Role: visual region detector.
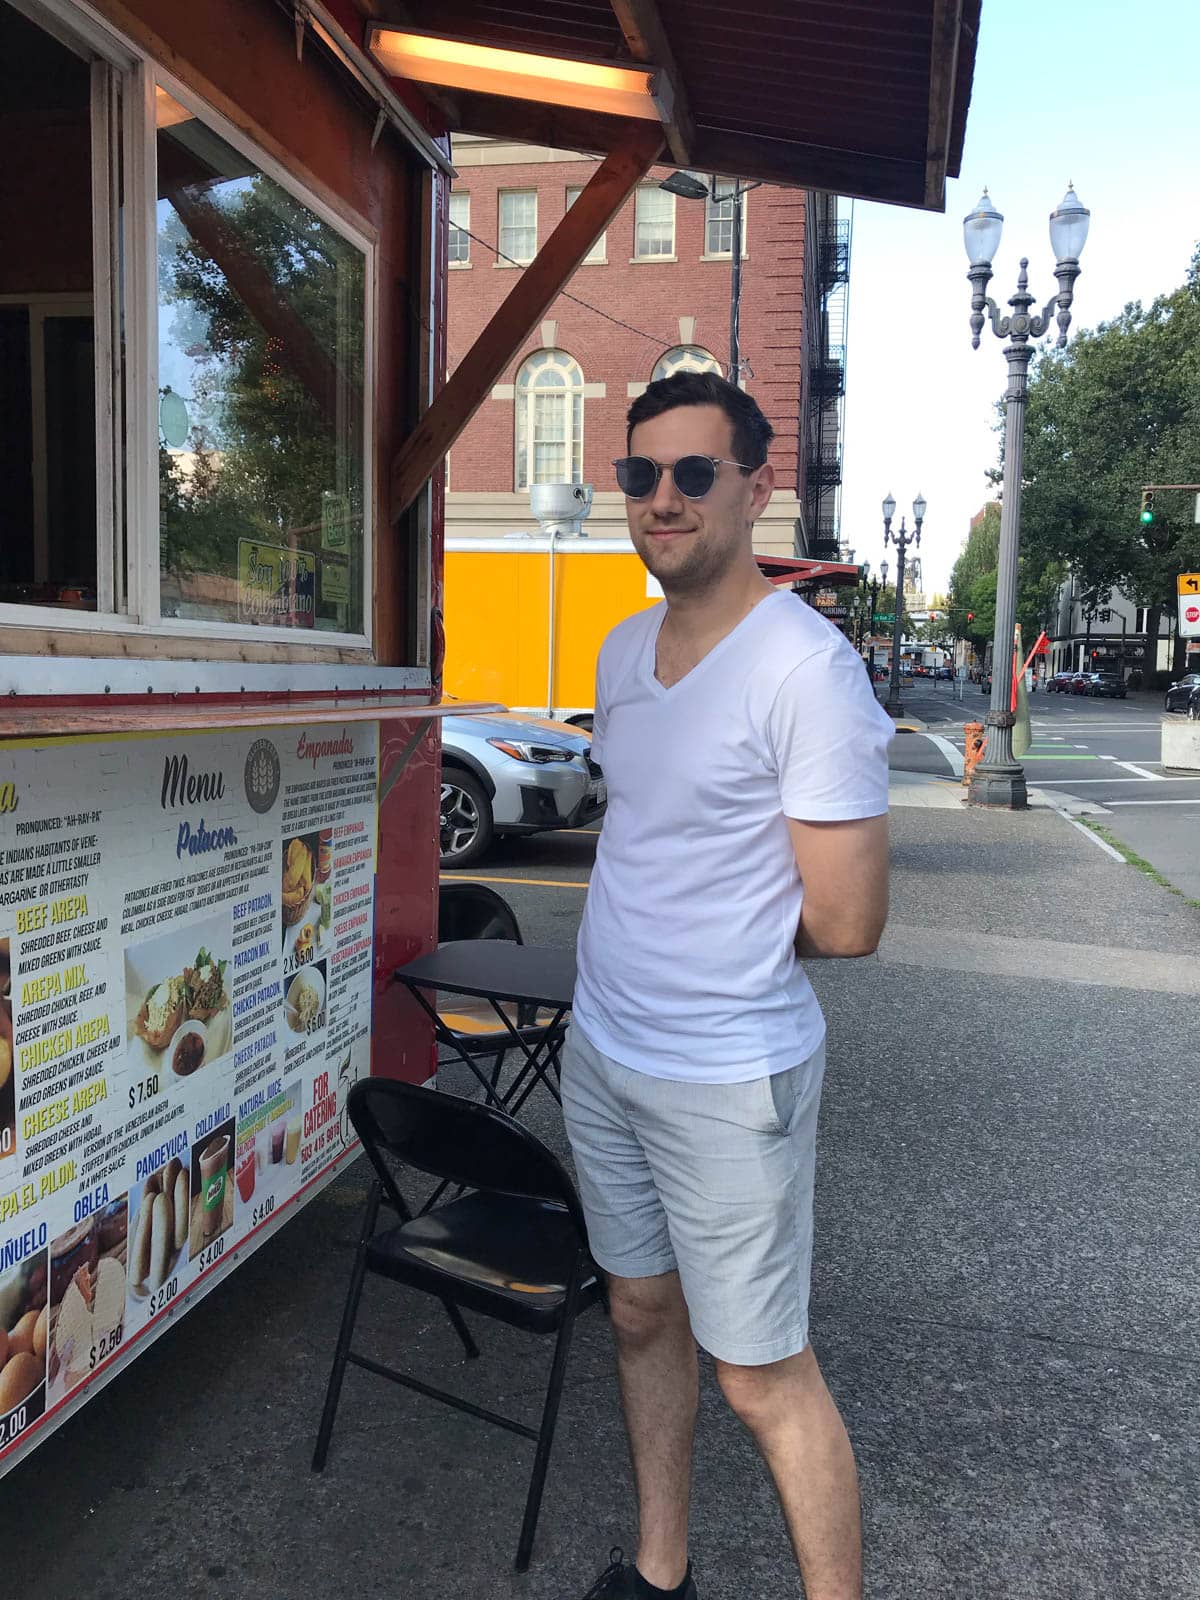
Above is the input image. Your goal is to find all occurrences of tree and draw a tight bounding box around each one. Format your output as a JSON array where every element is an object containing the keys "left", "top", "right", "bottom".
[
  {"left": 1019, "top": 246, "right": 1200, "bottom": 678},
  {"left": 946, "top": 502, "right": 1001, "bottom": 647}
]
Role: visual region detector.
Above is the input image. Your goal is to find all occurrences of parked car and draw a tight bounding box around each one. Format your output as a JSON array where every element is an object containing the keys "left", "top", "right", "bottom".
[
  {"left": 1047, "top": 671, "right": 1076, "bottom": 693},
  {"left": 1068, "top": 672, "right": 1093, "bottom": 694},
  {"left": 1164, "top": 672, "right": 1200, "bottom": 713},
  {"left": 439, "top": 711, "right": 606, "bottom": 867},
  {"left": 1085, "top": 673, "right": 1127, "bottom": 698}
]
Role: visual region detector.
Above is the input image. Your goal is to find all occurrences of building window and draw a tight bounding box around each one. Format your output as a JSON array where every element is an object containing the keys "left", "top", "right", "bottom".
[
  {"left": 634, "top": 186, "right": 675, "bottom": 258},
  {"left": 566, "top": 186, "right": 605, "bottom": 262},
  {"left": 157, "top": 91, "right": 368, "bottom": 635},
  {"left": 514, "top": 351, "right": 584, "bottom": 490},
  {"left": 499, "top": 190, "right": 537, "bottom": 263},
  {"left": 448, "top": 193, "right": 470, "bottom": 265},
  {"left": 652, "top": 346, "right": 722, "bottom": 382},
  {"left": 704, "top": 184, "right": 748, "bottom": 256}
]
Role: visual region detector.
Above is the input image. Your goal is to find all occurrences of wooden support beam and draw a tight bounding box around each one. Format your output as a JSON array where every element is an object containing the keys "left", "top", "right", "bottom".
[
  {"left": 924, "top": 0, "right": 964, "bottom": 209},
  {"left": 608, "top": 0, "right": 694, "bottom": 166},
  {"left": 390, "top": 121, "right": 663, "bottom": 521}
]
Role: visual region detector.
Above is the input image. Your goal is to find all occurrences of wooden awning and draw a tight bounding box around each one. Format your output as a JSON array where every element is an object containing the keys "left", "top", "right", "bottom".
[
  {"left": 338, "top": 0, "right": 983, "bottom": 518},
  {"left": 354, "top": 0, "right": 980, "bottom": 210}
]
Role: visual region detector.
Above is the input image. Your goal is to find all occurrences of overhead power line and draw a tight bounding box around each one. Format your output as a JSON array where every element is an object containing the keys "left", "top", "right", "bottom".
[{"left": 456, "top": 224, "right": 681, "bottom": 357}]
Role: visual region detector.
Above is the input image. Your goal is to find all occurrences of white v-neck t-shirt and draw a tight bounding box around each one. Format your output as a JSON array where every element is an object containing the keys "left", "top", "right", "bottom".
[{"left": 573, "top": 589, "right": 894, "bottom": 1083}]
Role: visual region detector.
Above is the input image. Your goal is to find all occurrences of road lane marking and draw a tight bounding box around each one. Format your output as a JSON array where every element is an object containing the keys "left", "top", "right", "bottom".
[
  {"left": 1074, "top": 743, "right": 1089, "bottom": 749},
  {"left": 1110, "top": 760, "right": 1164, "bottom": 779},
  {"left": 1039, "top": 775, "right": 1200, "bottom": 784},
  {"left": 925, "top": 733, "right": 964, "bottom": 775},
  {"left": 441, "top": 872, "right": 590, "bottom": 889},
  {"left": 1105, "top": 798, "right": 1200, "bottom": 806}
]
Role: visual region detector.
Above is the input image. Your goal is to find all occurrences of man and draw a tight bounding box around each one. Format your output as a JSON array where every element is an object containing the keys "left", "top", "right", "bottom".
[{"left": 562, "top": 372, "right": 893, "bottom": 1600}]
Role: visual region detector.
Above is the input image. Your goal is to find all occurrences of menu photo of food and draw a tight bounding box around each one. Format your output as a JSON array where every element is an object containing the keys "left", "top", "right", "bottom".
[
  {"left": 284, "top": 958, "right": 326, "bottom": 1040},
  {"left": 281, "top": 830, "right": 332, "bottom": 969},
  {"left": 46, "top": 1196, "right": 128, "bottom": 1403},
  {"left": 124, "top": 913, "right": 233, "bottom": 1086},
  {"left": 126, "top": 1157, "right": 190, "bottom": 1304},
  {"left": 234, "top": 1078, "right": 303, "bottom": 1222},
  {"left": 0, "top": 937, "right": 14, "bottom": 1164},
  {"left": 0, "top": 1253, "right": 48, "bottom": 1441},
  {"left": 188, "top": 1115, "right": 236, "bottom": 1261}
]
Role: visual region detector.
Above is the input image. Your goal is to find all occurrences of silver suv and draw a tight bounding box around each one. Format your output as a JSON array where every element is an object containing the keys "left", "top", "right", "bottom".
[{"left": 440, "top": 711, "right": 606, "bottom": 867}]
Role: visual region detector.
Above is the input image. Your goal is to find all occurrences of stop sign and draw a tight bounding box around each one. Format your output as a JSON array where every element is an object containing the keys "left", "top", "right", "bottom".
[{"left": 1187, "top": 605, "right": 1200, "bottom": 624}]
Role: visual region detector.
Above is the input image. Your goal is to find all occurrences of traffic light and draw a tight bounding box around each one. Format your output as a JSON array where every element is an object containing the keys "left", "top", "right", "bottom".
[
  {"left": 1140, "top": 489, "right": 1155, "bottom": 524},
  {"left": 967, "top": 611, "right": 975, "bottom": 623}
]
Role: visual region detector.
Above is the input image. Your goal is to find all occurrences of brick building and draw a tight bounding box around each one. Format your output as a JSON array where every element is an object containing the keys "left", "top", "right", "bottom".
[{"left": 445, "top": 138, "right": 850, "bottom": 558}]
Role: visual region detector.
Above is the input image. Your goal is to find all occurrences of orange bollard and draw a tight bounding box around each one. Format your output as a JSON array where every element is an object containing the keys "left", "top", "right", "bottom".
[{"left": 962, "top": 721, "right": 985, "bottom": 785}]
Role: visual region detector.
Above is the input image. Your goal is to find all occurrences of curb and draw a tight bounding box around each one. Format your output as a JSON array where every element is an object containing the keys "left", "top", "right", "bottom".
[{"left": 1027, "top": 786, "right": 1111, "bottom": 817}]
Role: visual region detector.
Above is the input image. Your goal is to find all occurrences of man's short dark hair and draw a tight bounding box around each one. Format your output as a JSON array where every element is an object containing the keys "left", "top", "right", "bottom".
[{"left": 626, "top": 371, "right": 775, "bottom": 467}]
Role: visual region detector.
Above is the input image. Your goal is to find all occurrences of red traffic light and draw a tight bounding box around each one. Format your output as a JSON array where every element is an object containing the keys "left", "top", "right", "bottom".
[{"left": 967, "top": 612, "right": 975, "bottom": 622}]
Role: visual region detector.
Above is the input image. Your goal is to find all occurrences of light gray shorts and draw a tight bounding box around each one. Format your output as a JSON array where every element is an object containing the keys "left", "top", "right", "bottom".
[{"left": 560, "top": 1025, "right": 826, "bottom": 1367}]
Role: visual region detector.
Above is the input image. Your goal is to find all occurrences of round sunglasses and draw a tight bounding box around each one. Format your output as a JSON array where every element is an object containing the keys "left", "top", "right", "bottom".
[{"left": 612, "top": 454, "right": 756, "bottom": 501}]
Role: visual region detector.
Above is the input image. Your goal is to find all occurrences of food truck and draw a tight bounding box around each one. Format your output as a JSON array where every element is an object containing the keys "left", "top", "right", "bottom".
[
  {"left": 445, "top": 536, "right": 864, "bottom": 721},
  {"left": 0, "top": 0, "right": 978, "bottom": 1473}
]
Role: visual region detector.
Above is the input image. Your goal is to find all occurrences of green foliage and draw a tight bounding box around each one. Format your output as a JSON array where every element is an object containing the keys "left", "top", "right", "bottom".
[
  {"left": 1020, "top": 246, "right": 1200, "bottom": 624},
  {"left": 946, "top": 503, "right": 1000, "bottom": 646}
]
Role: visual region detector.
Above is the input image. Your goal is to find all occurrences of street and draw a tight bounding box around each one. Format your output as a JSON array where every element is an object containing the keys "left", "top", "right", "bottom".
[{"left": 887, "top": 682, "right": 1200, "bottom": 901}]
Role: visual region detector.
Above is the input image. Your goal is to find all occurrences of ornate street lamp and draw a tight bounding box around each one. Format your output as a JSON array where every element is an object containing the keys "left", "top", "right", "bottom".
[
  {"left": 964, "top": 184, "right": 1089, "bottom": 807},
  {"left": 881, "top": 493, "right": 925, "bottom": 718},
  {"left": 855, "top": 562, "right": 872, "bottom": 651}
]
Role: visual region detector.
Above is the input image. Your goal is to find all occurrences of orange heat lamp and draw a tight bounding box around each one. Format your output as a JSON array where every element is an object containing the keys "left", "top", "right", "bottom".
[{"left": 366, "top": 28, "right": 674, "bottom": 124}]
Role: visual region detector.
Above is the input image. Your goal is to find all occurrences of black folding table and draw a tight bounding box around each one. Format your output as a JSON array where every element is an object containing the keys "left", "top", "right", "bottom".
[{"left": 394, "top": 940, "right": 577, "bottom": 1119}]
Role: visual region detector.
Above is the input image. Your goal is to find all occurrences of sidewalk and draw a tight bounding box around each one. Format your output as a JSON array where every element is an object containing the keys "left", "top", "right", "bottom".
[{"left": 1, "top": 803, "right": 1197, "bottom": 1599}]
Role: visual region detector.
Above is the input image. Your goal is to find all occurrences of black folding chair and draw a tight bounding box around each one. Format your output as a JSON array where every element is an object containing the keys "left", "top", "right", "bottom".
[
  {"left": 435, "top": 882, "right": 563, "bottom": 1098},
  {"left": 312, "top": 1077, "right": 603, "bottom": 1572}
]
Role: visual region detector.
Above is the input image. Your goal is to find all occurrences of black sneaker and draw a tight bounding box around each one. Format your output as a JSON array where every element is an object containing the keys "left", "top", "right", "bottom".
[{"left": 580, "top": 1548, "right": 698, "bottom": 1599}]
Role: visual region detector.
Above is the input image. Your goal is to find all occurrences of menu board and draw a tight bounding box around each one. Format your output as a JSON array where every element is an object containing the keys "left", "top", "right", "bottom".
[{"left": 0, "top": 722, "right": 378, "bottom": 1466}]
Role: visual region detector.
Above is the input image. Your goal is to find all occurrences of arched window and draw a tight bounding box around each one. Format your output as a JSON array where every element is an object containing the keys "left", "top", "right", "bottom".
[
  {"left": 515, "top": 350, "right": 584, "bottom": 489},
  {"left": 652, "top": 345, "right": 722, "bottom": 382}
]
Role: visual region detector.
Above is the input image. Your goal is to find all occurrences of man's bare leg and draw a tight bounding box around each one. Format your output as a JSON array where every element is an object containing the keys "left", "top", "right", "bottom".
[
  {"left": 715, "top": 1345, "right": 862, "bottom": 1600},
  {"left": 607, "top": 1270, "right": 698, "bottom": 1589}
]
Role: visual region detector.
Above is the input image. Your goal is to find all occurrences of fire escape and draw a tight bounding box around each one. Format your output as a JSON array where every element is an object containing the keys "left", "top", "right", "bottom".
[{"left": 803, "top": 204, "right": 851, "bottom": 561}]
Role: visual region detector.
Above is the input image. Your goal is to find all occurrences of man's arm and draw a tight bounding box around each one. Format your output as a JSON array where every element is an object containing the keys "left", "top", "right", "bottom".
[{"left": 787, "top": 813, "right": 889, "bottom": 959}]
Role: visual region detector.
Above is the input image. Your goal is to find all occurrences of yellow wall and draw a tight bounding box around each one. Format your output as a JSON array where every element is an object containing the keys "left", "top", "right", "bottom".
[{"left": 443, "top": 547, "right": 660, "bottom": 711}]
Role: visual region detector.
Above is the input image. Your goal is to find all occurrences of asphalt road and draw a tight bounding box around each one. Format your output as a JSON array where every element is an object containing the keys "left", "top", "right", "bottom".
[{"left": 890, "top": 681, "right": 1200, "bottom": 900}]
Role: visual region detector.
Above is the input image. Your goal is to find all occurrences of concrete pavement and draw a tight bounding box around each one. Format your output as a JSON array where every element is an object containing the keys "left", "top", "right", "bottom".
[{"left": 0, "top": 796, "right": 1197, "bottom": 1600}]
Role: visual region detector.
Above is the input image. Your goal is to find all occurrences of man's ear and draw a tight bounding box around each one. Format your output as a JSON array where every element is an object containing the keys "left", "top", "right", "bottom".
[{"left": 749, "top": 461, "right": 776, "bottom": 520}]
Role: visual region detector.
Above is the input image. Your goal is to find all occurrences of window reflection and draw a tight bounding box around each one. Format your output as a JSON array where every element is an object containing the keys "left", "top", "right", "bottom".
[{"left": 157, "top": 105, "right": 366, "bottom": 634}]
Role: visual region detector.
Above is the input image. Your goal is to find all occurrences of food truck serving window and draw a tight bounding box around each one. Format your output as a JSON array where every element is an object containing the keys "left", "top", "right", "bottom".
[{"left": 0, "top": 0, "right": 374, "bottom": 648}]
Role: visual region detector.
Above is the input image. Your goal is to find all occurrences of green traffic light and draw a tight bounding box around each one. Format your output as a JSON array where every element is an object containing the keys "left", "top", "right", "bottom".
[{"left": 1140, "top": 508, "right": 1154, "bottom": 523}]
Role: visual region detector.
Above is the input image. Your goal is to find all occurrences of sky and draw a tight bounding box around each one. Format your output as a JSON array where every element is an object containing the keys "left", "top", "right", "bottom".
[{"left": 839, "top": 0, "right": 1200, "bottom": 598}]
